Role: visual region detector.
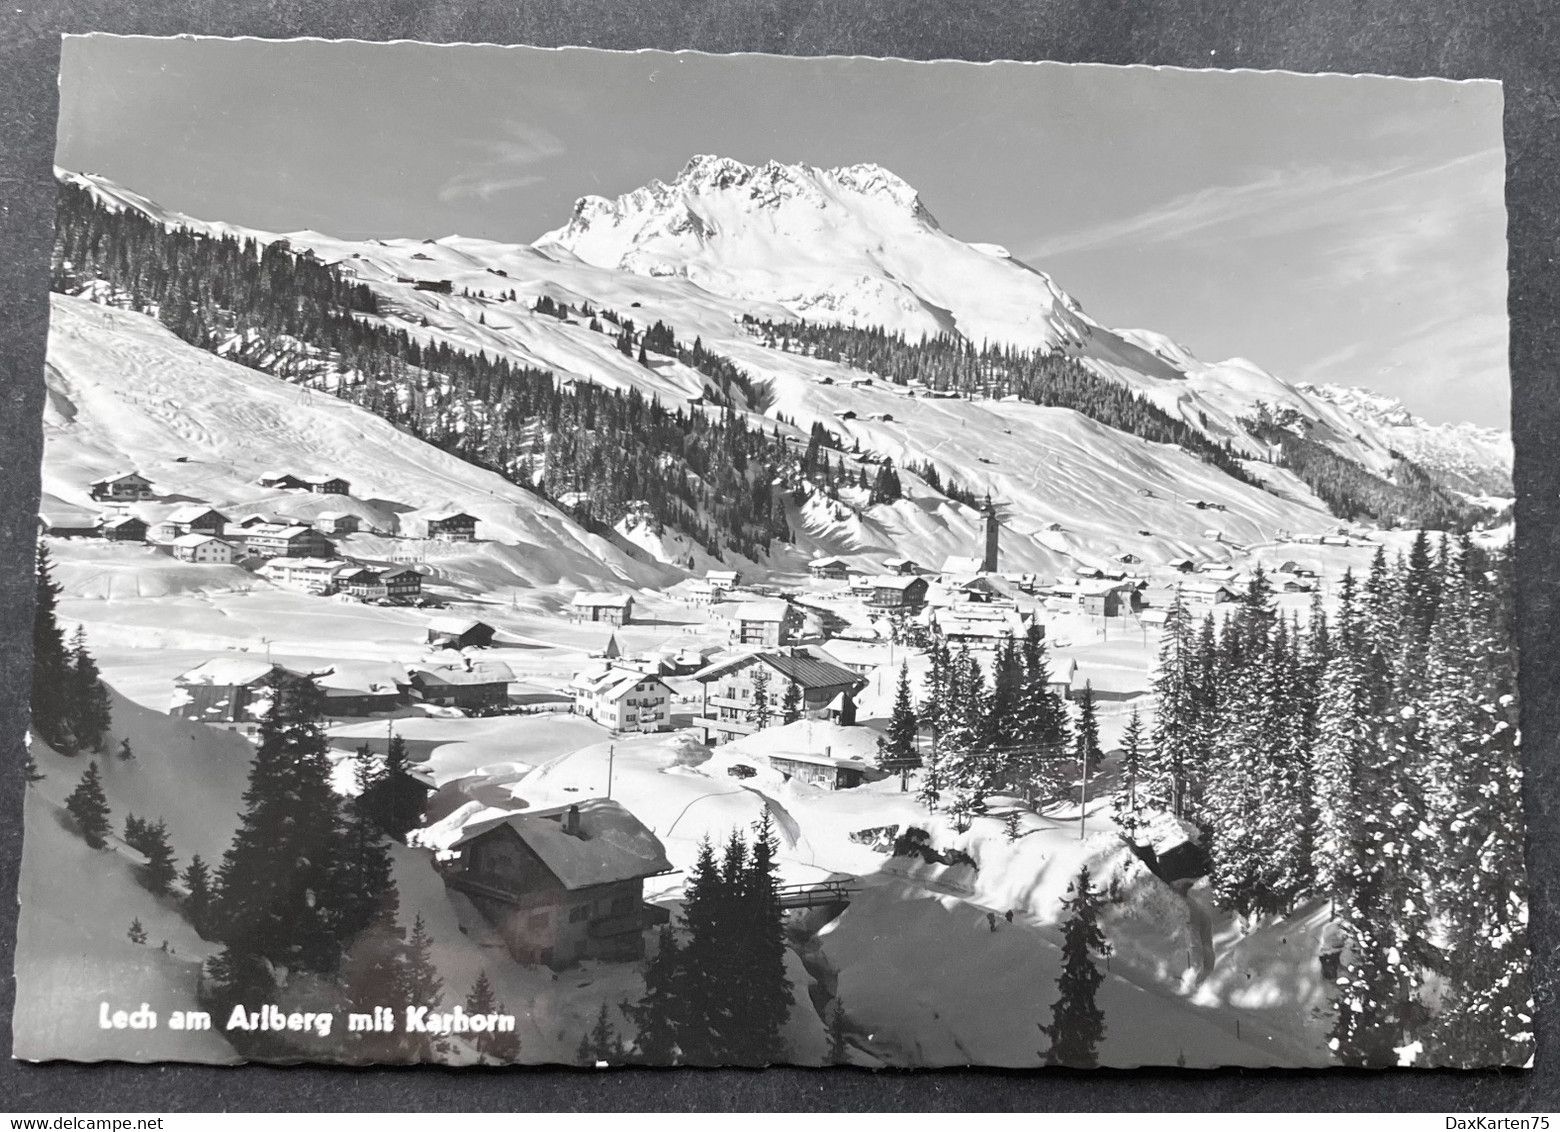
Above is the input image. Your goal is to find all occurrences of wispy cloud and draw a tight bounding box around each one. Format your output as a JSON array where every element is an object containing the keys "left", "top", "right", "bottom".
[
  {"left": 438, "top": 121, "right": 565, "bottom": 203},
  {"left": 1024, "top": 148, "right": 1501, "bottom": 263}
]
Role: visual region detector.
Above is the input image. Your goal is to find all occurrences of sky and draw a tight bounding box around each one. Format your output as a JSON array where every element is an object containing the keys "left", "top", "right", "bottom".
[{"left": 55, "top": 37, "right": 1509, "bottom": 428}]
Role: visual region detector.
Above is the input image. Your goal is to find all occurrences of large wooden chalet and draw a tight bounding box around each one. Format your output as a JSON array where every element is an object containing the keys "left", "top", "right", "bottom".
[
  {"left": 865, "top": 575, "right": 930, "bottom": 614},
  {"left": 427, "top": 616, "right": 495, "bottom": 649},
  {"left": 426, "top": 512, "right": 478, "bottom": 542},
  {"left": 570, "top": 592, "right": 634, "bottom": 626},
  {"left": 381, "top": 566, "right": 424, "bottom": 602},
  {"left": 409, "top": 659, "right": 513, "bottom": 712},
  {"left": 241, "top": 523, "right": 336, "bottom": 560},
  {"left": 98, "top": 515, "right": 148, "bottom": 542},
  {"left": 439, "top": 800, "right": 673, "bottom": 969},
  {"left": 154, "top": 506, "right": 229, "bottom": 542},
  {"left": 89, "top": 471, "right": 154, "bottom": 502},
  {"left": 693, "top": 649, "right": 865, "bottom": 745}
]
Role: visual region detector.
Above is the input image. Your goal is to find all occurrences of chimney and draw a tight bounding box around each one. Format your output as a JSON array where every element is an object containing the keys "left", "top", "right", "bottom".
[{"left": 564, "top": 804, "right": 581, "bottom": 837}]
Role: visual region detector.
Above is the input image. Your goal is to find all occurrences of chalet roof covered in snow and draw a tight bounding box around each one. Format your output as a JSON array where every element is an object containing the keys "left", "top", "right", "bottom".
[
  {"left": 733, "top": 599, "right": 791, "bottom": 622},
  {"left": 169, "top": 533, "right": 229, "bottom": 548},
  {"left": 868, "top": 574, "right": 926, "bottom": 592},
  {"left": 448, "top": 799, "right": 672, "bottom": 890},
  {"left": 175, "top": 657, "right": 289, "bottom": 688},
  {"left": 410, "top": 660, "right": 515, "bottom": 687},
  {"left": 90, "top": 470, "right": 149, "bottom": 486},
  {"left": 164, "top": 505, "right": 228, "bottom": 524},
  {"left": 571, "top": 591, "right": 632, "bottom": 608},
  {"left": 940, "top": 555, "right": 985, "bottom": 575},
  {"left": 808, "top": 555, "right": 847, "bottom": 569},
  {"left": 427, "top": 616, "right": 490, "bottom": 636},
  {"left": 99, "top": 515, "right": 145, "bottom": 531}
]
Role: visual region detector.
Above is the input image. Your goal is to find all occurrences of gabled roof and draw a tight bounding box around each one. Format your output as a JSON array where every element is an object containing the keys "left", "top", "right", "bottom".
[
  {"left": 449, "top": 799, "right": 671, "bottom": 890},
  {"left": 169, "top": 533, "right": 229, "bottom": 548},
  {"left": 572, "top": 591, "right": 632, "bottom": 608},
  {"left": 869, "top": 575, "right": 926, "bottom": 592},
  {"left": 260, "top": 556, "right": 350, "bottom": 571},
  {"left": 427, "top": 511, "right": 478, "bottom": 524},
  {"left": 314, "top": 510, "right": 352, "bottom": 521},
  {"left": 694, "top": 649, "right": 865, "bottom": 691},
  {"left": 941, "top": 555, "right": 985, "bottom": 575},
  {"left": 176, "top": 657, "right": 291, "bottom": 688},
  {"left": 808, "top": 556, "right": 847, "bottom": 569},
  {"left": 244, "top": 523, "right": 319, "bottom": 540},
  {"left": 90, "top": 470, "right": 149, "bottom": 485},
  {"left": 411, "top": 660, "right": 515, "bottom": 687},
  {"left": 733, "top": 599, "right": 792, "bottom": 622},
  {"left": 164, "top": 505, "right": 228, "bottom": 524},
  {"left": 427, "top": 616, "right": 490, "bottom": 636},
  {"left": 99, "top": 515, "right": 146, "bottom": 530}
]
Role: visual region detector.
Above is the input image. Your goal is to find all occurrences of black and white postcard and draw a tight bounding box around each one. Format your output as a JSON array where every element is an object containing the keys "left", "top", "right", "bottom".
[{"left": 13, "top": 36, "right": 1526, "bottom": 1069}]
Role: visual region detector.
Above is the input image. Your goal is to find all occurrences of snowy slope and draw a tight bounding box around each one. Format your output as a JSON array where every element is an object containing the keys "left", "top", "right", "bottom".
[
  {"left": 44, "top": 293, "right": 673, "bottom": 593},
  {"left": 53, "top": 165, "right": 1504, "bottom": 572},
  {"left": 1296, "top": 381, "right": 1513, "bottom": 496},
  {"left": 536, "top": 156, "right": 1504, "bottom": 484}
]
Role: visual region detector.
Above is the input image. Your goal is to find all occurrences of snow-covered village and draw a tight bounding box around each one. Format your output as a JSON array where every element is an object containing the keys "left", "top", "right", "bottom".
[{"left": 15, "top": 42, "right": 1528, "bottom": 1071}]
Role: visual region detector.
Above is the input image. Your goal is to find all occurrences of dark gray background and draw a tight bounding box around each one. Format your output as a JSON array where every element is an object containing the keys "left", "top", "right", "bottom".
[{"left": 0, "top": 0, "right": 1554, "bottom": 1112}]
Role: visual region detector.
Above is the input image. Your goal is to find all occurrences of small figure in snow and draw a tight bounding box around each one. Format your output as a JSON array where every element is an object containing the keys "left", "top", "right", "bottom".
[
  {"left": 1005, "top": 910, "right": 1014, "bottom": 924},
  {"left": 986, "top": 912, "right": 997, "bottom": 933}
]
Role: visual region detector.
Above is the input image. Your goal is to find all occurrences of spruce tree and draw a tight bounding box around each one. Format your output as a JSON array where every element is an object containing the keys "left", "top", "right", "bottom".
[
  {"left": 1072, "top": 682, "right": 1101, "bottom": 775},
  {"left": 780, "top": 678, "right": 802, "bottom": 725},
  {"left": 1148, "top": 592, "right": 1197, "bottom": 818},
  {"left": 128, "top": 918, "right": 147, "bottom": 945},
  {"left": 65, "top": 761, "right": 111, "bottom": 848},
  {"left": 1040, "top": 865, "right": 1112, "bottom": 1067},
  {"left": 577, "top": 1001, "right": 620, "bottom": 1065},
  {"left": 118, "top": 738, "right": 135, "bottom": 762},
  {"left": 1110, "top": 706, "right": 1147, "bottom": 838},
  {"left": 32, "top": 541, "right": 77, "bottom": 754},
  {"left": 139, "top": 818, "right": 179, "bottom": 896},
  {"left": 877, "top": 663, "right": 919, "bottom": 790},
  {"left": 749, "top": 665, "right": 771, "bottom": 730},
  {"left": 398, "top": 914, "right": 448, "bottom": 1062},
  {"left": 213, "top": 671, "right": 347, "bottom": 973},
  {"left": 465, "top": 970, "right": 522, "bottom": 1062},
  {"left": 733, "top": 808, "right": 791, "bottom": 1065},
  {"left": 69, "top": 625, "right": 113, "bottom": 753},
  {"left": 182, "top": 854, "right": 214, "bottom": 937}
]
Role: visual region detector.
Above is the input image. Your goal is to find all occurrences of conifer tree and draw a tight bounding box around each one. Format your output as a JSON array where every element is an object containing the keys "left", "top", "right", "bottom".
[
  {"left": 32, "top": 541, "right": 77, "bottom": 754},
  {"left": 139, "top": 818, "right": 179, "bottom": 896},
  {"left": 397, "top": 914, "right": 448, "bottom": 1062},
  {"left": 1040, "top": 865, "right": 1112, "bottom": 1067},
  {"left": 182, "top": 854, "right": 214, "bottom": 938},
  {"left": 1110, "top": 706, "right": 1148, "bottom": 838},
  {"left": 467, "top": 970, "right": 522, "bottom": 1062},
  {"left": 1148, "top": 592, "right": 1197, "bottom": 818},
  {"left": 780, "top": 677, "right": 802, "bottom": 725},
  {"left": 65, "top": 761, "right": 111, "bottom": 848},
  {"left": 213, "top": 671, "right": 347, "bottom": 973},
  {"left": 749, "top": 665, "right": 772, "bottom": 729},
  {"left": 128, "top": 918, "right": 147, "bottom": 946},
  {"left": 576, "top": 1001, "right": 620, "bottom": 1065},
  {"left": 877, "top": 663, "right": 920, "bottom": 790},
  {"left": 69, "top": 625, "right": 113, "bottom": 752},
  {"left": 118, "top": 738, "right": 134, "bottom": 762},
  {"left": 1072, "top": 682, "right": 1102, "bottom": 775}
]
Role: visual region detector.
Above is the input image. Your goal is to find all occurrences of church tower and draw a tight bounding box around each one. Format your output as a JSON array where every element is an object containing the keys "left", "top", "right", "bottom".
[{"left": 980, "top": 493, "right": 999, "bottom": 574}]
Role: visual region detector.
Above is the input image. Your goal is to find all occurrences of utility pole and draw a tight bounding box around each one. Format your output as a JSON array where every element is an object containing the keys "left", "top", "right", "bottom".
[{"left": 606, "top": 743, "right": 615, "bottom": 800}]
